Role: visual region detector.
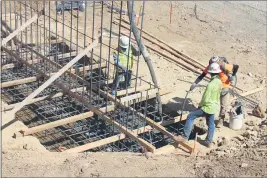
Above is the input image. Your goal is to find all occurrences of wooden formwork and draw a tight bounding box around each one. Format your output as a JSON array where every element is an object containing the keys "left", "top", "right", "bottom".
[{"left": 2, "top": 3, "right": 260, "bottom": 154}]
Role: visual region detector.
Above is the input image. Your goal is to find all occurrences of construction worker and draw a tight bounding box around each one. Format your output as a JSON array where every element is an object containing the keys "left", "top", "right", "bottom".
[
  {"left": 111, "top": 36, "right": 140, "bottom": 95},
  {"left": 190, "top": 56, "right": 239, "bottom": 128},
  {"left": 175, "top": 63, "right": 223, "bottom": 148}
]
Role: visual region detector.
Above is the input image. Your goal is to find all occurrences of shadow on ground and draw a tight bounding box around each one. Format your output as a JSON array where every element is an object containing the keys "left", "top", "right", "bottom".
[{"left": 163, "top": 97, "right": 197, "bottom": 117}]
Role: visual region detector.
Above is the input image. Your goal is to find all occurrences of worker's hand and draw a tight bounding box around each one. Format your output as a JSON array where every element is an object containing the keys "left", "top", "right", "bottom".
[{"left": 190, "top": 83, "right": 197, "bottom": 91}]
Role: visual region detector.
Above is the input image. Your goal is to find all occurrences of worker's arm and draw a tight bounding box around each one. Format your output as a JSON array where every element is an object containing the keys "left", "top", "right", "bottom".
[
  {"left": 232, "top": 64, "right": 239, "bottom": 76},
  {"left": 190, "top": 66, "right": 208, "bottom": 91},
  {"left": 194, "top": 71, "right": 208, "bottom": 84},
  {"left": 222, "top": 62, "right": 239, "bottom": 81},
  {"left": 113, "top": 53, "right": 127, "bottom": 71},
  {"left": 131, "top": 45, "right": 141, "bottom": 56}
]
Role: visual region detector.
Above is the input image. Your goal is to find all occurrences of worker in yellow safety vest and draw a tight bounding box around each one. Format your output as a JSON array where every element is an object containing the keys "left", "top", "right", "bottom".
[{"left": 111, "top": 36, "right": 140, "bottom": 95}]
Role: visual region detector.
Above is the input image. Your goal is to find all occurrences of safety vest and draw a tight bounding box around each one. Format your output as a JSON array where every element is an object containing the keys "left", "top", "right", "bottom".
[
  {"left": 113, "top": 49, "right": 134, "bottom": 72},
  {"left": 204, "top": 59, "right": 233, "bottom": 88},
  {"left": 199, "top": 76, "right": 222, "bottom": 114}
]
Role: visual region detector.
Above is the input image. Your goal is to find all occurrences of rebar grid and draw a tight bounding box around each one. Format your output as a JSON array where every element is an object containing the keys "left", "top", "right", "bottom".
[{"left": 1, "top": 0, "right": 185, "bottom": 153}]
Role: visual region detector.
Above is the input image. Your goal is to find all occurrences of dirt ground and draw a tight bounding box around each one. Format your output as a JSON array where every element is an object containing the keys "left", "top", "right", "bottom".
[{"left": 2, "top": 1, "right": 267, "bottom": 177}]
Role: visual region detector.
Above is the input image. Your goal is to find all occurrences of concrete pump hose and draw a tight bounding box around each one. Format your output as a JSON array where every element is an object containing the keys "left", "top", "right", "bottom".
[{"left": 127, "top": 1, "right": 163, "bottom": 117}]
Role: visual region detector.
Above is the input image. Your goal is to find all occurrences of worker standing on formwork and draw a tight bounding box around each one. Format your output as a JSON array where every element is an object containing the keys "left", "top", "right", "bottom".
[
  {"left": 175, "top": 63, "right": 223, "bottom": 148},
  {"left": 190, "top": 56, "right": 239, "bottom": 128},
  {"left": 111, "top": 36, "right": 140, "bottom": 95}
]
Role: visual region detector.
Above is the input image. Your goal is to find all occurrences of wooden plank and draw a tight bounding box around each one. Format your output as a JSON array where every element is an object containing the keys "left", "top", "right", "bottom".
[
  {"left": 0, "top": 63, "right": 105, "bottom": 88},
  {"left": 121, "top": 89, "right": 169, "bottom": 104},
  {"left": 129, "top": 107, "right": 193, "bottom": 153},
  {"left": 1, "top": 52, "right": 101, "bottom": 70},
  {"left": 231, "top": 86, "right": 264, "bottom": 105},
  {"left": 2, "top": 87, "right": 86, "bottom": 111},
  {"left": 120, "top": 88, "right": 158, "bottom": 102},
  {"left": 3, "top": 46, "right": 156, "bottom": 153},
  {"left": 65, "top": 109, "right": 187, "bottom": 153},
  {"left": 1, "top": 77, "right": 37, "bottom": 88},
  {"left": 117, "top": 85, "right": 152, "bottom": 96},
  {"left": 2, "top": 10, "right": 44, "bottom": 46},
  {"left": 4, "top": 34, "right": 100, "bottom": 114},
  {"left": 1, "top": 53, "right": 66, "bottom": 70},
  {"left": 65, "top": 123, "right": 154, "bottom": 153},
  {"left": 20, "top": 89, "right": 169, "bottom": 135},
  {"left": 22, "top": 105, "right": 115, "bottom": 136},
  {"left": 239, "top": 87, "right": 264, "bottom": 97}
]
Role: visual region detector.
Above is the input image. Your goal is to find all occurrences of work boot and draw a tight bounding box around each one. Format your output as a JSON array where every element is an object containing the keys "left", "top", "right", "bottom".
[{"left": 216, "top": 119, "right": 223, "bottom": 128}]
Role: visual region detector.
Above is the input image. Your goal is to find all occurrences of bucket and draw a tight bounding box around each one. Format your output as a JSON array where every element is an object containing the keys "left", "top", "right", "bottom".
[{"left": 229, "top": 102, "right": 244, "bottom": 130}]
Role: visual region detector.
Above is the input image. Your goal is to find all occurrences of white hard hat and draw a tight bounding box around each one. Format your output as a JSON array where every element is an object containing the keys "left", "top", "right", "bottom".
[
  {"left": 208, "top": 62, "right": 221, "bottom": 73},
  {"left": 119, "top": 36, "right": 130, "bottom": 49}
]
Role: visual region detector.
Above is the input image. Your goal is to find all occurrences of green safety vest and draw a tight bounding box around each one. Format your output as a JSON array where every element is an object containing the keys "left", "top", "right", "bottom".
[
  {"left": 199, "top": 76, "right": 222, "bottom": 114},
  {"left": 113, "top": 49, "right": 134, "bottom": 72}
]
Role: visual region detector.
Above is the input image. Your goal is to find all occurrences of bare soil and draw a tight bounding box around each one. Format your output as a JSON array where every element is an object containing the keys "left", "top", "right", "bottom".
[{"left": 2, "top": 1, "right": 267, "bottom": 177}]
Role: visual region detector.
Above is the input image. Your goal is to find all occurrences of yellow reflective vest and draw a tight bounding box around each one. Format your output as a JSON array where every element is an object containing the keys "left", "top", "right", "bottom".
[
  {"left": 199, "top": 76, "right": 222, "bottom": 114},
  {"left": 113, "top": 49, "right": 134, "bottom": 72}
]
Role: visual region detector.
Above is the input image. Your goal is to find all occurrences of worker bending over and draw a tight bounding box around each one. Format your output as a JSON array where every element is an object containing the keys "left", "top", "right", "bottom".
[
  {"left": 175, "top": 63, "right": 222, "bottom": 148},
  {"left": 112, "top": 36, "right": 140, "bottom": 95},
  {"left": 190, "top": 56, "right": 239, "bottom": 128}
]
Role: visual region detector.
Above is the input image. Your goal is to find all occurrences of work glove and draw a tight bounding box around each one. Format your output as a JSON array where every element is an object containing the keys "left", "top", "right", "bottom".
[{"left": 190, "top": 83, "right": 197, "bottom": 91}]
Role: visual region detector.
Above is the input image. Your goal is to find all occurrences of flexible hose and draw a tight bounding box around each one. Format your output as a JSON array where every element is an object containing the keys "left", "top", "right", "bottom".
[{"left": 127, "top": 1, "right": 163, "bottom": 117}]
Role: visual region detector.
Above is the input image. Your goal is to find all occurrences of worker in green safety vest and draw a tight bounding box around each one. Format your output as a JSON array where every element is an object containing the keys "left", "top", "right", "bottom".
[
  {"left": 111, "top": 36, "right": 140, "bottom": 95},
  {"left": 174, "top": 63, "right": 223, "bottom": 148}
]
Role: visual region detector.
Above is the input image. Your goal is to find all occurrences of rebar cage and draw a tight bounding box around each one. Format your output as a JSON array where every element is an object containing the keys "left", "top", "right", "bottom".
[{"left": 1, "top": 1, "right": 188, "bottom": 153}]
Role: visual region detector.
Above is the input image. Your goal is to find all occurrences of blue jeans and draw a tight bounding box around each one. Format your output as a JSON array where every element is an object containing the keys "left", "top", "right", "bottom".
[{"left": 183, "top": 109, "right": 215, "bottom": 144}]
